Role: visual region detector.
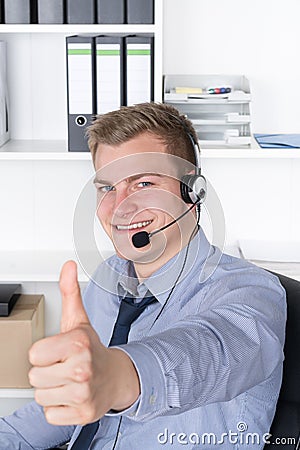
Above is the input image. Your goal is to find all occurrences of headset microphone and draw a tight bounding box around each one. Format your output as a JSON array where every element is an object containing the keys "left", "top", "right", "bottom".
[{"left": 132, "top": 203, "right": 198, "bottom": 248}]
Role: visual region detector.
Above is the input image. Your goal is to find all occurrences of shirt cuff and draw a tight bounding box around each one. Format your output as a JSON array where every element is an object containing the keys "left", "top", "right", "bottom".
[
  {"left": 105, "top": 396, "right": 140, "bottom": 417},
  {"left": 109, "top": 342, "right": 168, "bottom": 420}
]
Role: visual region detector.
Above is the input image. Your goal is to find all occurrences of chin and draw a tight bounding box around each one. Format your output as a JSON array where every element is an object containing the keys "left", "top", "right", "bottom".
[
  {"left": 114, "top": 239, "right": 166, "bottom": 267},
  {"left": 114, "top": 243, "right": 149, "bottom": 261}
]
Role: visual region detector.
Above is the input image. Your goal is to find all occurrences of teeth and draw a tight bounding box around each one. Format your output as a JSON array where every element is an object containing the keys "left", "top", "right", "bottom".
[{"left": 116, "top": 220, "right": 152, "bottom": 231}]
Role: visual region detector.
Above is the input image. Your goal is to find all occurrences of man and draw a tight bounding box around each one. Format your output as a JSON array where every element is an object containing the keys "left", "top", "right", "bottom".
[{"left": 0, "top": 103, "right": 286, "bottom": 449}]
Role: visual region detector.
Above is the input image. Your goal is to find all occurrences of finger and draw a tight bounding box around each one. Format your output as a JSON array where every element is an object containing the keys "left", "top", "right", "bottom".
[
  {"left": 60, "top": 260, "right": 90, "bottom": 333},
  {"left": 35, "top": 381, "right": 91, "bottom": 409},
  {"left": 29, "top": 349, "right": 92, "bottom": 388},
  {"left": 29, "top": 327, "right": 89, "bottom": 367},
  {"left": 43, "top": 404, "right": 96, "bottom": 426}
]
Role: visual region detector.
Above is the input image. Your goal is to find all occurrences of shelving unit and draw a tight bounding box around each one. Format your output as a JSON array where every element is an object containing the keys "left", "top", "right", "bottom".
[
  {"left": 0, "top": 2, "right": 163, "bottom": 417},
  {"left": 0, "top": 4, "right": 163, "bottom": 149},
  {"left": 0, "top": 249, "right": 111, "bottom": 282}
]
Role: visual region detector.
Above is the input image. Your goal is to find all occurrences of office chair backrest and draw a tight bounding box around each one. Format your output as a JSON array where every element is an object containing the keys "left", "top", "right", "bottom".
[{"left": 265, "top": 272, "right": 300, "bottom": 449}]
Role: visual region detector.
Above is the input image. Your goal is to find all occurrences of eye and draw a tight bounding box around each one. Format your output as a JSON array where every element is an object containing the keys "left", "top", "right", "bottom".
[
  {"left": 137, "top": 181, "right": 154, "bottom": 188},
  {"left": 97, "top": 185, "right": 115, "bottom": 193}
]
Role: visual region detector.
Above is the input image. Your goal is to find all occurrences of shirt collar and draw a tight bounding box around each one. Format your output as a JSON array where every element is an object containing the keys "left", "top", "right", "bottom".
[{"left": 116, "top": 228, "right": 213, "bottom": 305}]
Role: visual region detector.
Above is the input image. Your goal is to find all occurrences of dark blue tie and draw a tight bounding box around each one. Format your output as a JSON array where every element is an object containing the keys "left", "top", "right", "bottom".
[{"left": 71, "top": 295, "right": 157, "bottom": 450}]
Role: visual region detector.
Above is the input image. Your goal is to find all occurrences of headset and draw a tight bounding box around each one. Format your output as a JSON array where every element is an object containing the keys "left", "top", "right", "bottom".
[
  {"left": 132, "top": 114, "right": 207, "bottom": 248},
  {"left": 177, "top": 116, "right": 207, "bottom": 205}
]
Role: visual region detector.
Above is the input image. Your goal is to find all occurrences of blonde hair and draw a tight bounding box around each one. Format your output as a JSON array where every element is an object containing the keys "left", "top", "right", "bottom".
[{"left": 87, "top": 102, "right": 198, "bottom": 165}]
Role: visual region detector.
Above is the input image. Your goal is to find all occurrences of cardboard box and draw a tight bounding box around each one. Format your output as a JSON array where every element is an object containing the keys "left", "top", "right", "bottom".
[{"left": 0, "top": 294, "right": 44, "bottom": 388}]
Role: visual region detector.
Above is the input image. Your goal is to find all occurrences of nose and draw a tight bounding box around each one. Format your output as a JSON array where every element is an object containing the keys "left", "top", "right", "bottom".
[{"left": 113, "top": 184, "right": 138, "bottom": 219}]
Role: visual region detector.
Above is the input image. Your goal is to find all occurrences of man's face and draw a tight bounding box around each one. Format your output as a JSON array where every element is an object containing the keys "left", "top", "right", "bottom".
[{"left": 93, "top": 132, "right": 195, "bottom": 267}]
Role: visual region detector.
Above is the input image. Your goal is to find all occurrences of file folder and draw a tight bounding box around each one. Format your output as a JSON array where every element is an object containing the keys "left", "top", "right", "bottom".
[
  {"left": 66, "top": 0, "right": 95, "bottom": 24},
  {"left": 0, "top": 2, "right": 3, "bottom": 23},
  {"left": 125, "top": 35, "right": 154, "bottom": 106},
  {"left": 37, "top": 0, "right": 64, "bottom": 24},
  {"left": 66, "top": 36, "right": 96, "bottom": 152},
  {"left": 96, "top": 36, "right": 124, "bottom": 114},
  {"left": 127, "top": 0, "right": 154, "bottom": 24},
  {"left": 0, "top": 41, "right": 9, "bottom": 148},
  {"left": 4, "top": 0, "right": 31, "bottom": 23},
  {"left": 31, "top": 0, "right": 38, "bottom": 23},
  {"left": 97, "top": 0, "right": 125, "bottom": 24}
]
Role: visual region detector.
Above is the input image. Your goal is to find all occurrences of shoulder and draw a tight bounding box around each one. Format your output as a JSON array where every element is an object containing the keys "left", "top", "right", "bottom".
[
  {"left": 215, "top": 252, "right": 285, "bottom": 292},
  {"left": 202, "top": 251, "right": 286, "bottom": 319},
  {"left": 81, "top": 253, "right": 127, "bottom": 305}
]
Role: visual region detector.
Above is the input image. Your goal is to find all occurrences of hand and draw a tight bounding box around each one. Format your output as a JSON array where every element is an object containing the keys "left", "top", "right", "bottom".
[{"left": 29, "top": 260, "right": 140, "bottom": 426}]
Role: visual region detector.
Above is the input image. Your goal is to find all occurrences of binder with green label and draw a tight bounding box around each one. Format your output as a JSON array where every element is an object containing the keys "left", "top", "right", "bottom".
[{"left": 125, "top": 35, "right": 154, "bottom": 106}]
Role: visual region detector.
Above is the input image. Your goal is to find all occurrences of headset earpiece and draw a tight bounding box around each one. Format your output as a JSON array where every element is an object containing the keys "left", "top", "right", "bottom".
[
  {"left": 164, "top": 112, "right": 207, "bottom": 205},
  {"left": 180, "top": 174, "right": 207, "bottom": 204}
]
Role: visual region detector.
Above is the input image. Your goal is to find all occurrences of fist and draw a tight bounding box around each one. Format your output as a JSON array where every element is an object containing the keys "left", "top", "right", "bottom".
[{"left": 29, "top": 261, "right": 140, "bottom": 425}]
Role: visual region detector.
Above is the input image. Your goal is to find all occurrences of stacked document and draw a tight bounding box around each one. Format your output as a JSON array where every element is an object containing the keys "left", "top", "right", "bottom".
[{"left": 164, "top": 75, "right": 252, "bottom": 147}]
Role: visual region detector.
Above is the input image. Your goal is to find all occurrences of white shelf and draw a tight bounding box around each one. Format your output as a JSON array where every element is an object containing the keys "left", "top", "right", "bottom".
[
  {"left": 0, "top": 140, "right": 91, "bottom": 160},
  {"left": 201, "top": 147, "right": 300, "bottom": 159},
  {"left": 0, "top": 250, "right": 113, "bottom": 282},
  {"left": 192, "top": 120, "right": 251, "bottom": 126},
  {"left": 1, "top": 139, "right": 300, "bottom": 160},
  {"left": 2, "top": 249, "right": 299, "bottom": 284},
  {"left": 0, "top": 24, "right": 158, "bottom": 34},
  {"left": 200, "top": 136, "right": 300, "bottom": 158},
  {"left": 0, "top": 389, "right": 34, "bottom": 399},
  {"left": 166, "top": 99, "right": 251, "bottom": 105}
]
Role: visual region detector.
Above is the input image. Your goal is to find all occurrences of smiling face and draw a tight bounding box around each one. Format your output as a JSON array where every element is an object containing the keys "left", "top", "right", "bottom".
[{"left": 94, "top": 132, "right": 197, "bottom": 278}]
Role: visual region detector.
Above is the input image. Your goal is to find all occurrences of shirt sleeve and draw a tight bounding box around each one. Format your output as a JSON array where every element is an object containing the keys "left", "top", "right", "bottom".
[
  {"left": 0, "top": 401, "right": 75, "bottom": 450},
  {"left": 117, "top": 270, "right": 286, "bottom": 422}
]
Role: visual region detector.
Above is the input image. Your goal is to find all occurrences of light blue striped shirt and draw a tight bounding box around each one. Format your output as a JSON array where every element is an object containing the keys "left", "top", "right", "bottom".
[{"left": 0, "top": 230, "right": 286, "bottom": 449}]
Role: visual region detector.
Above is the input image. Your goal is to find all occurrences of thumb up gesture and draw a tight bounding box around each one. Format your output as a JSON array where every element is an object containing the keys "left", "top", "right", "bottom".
[
  {"left": 59, "top": 260, "right": 90, "bottom": 333},
  {"left": 29, "top": 261, "right": 139, "bottom": 426}
]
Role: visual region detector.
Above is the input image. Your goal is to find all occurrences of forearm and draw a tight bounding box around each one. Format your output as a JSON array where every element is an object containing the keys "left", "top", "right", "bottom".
[
  {"left": 0, "top": 401, "right": 74, "bottom": 449},
  {"left": 118, "top": 300, "right": 285, "bottom": 421}
]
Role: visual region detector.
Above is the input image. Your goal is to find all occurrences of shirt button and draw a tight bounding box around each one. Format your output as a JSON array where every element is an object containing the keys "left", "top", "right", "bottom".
[{"left": 149, "top": 394, "right": 156, "bottom": 405}]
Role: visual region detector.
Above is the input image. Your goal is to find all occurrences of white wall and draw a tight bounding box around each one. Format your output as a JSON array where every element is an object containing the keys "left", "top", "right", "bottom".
[
  {"left": 201, "top": 156, "right": 300, "bottom": 255},
  {"left": 162, "top": 0, "right": 300, "bottom": 257},
  {"left": 163, "top": 0, "right": 300, "bottom": 134}
]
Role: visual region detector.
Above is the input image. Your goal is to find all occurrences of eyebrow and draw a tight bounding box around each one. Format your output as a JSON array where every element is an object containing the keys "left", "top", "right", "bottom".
[{"left": 93, "top": 172, "right": 163, "bottom": 185}]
